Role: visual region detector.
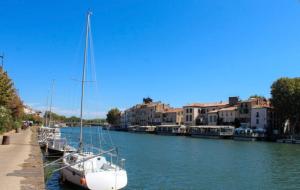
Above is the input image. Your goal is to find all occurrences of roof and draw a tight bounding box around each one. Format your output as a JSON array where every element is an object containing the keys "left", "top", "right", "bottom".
[
  {"left": 184, "top": 102, "right": 228, "bottom": 108},
  {"left": 252, "top": 105, "right": 273, "bottom": 109},
  {"left": 164, "top": 108, "right": 183, "bottom": 113},
  {"left": 207, "top": 110, "right": 219, "bottom": 114},
  {"left": 218, "top": 106, "right": 238, "bottom": 111}
]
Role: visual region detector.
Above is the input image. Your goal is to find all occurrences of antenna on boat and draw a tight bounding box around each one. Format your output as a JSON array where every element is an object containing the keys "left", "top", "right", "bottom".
[{"left": 79, "top": 11, "right": 92, "bottom": 152}]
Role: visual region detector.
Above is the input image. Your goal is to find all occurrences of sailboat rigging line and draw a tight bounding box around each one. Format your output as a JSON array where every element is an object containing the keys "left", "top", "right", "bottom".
[
  {"left": 97, "top": 126, "right": 102, "bottom": 151},
  {"left": 43, "top": 91, "right": 49, "bottom": 127},
  {"left": 52, "top": 148, "right": 116, "bottom": 173},
  {"left": 89, "top": 125, "right": 93, "bottom": 153},
  {"left": 43, "top": 151, "right": 78, "bottom": 168}
]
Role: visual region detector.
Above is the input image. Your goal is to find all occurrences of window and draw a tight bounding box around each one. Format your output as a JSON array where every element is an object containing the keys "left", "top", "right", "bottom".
[
  {"left": 256, "top": 119, "right": 259, "bottom": 124},
  {"left": 186, "top": 115, "right": 189, "bottom": 121},
  {"left": 198, "top": 109, "right": 201, "bottom": 114},
  {"left": 186, "top": 109, "right": 189, "bottom": 113},
  {"left": 256, "top": 112, "right": 259, "bottom": 118},
  {"left": 190, "top": 108, "right": 193, "bottom": 113},
  {"left": 189, "top": 115, "right": 192, "bottom": 121}
]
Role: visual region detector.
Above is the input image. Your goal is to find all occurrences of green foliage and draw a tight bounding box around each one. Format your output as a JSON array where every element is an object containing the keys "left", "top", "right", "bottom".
[
  {"left": 0, "top": 68, "right": 24, "bottom": 133},
  {"left": 42, "top": 111, "right": 105, "bottom": 126},
  {"left": 271, "top": 77, "right": 300, "bottom": 134},
  {"left": 44, "top": 111, "right": 67, "bottom": 123},
  {"left": 0, "top": 69, "right": 14, "bottom": 106},
  {"left": 12, "top": 120, "right": 22, "bottom": 129},
  {"left": 106, "top": 108, "right": 121, "bottom": 125},
  {"left": 23, "top": 113, "right": 42, "bottom": 124},
  {"left": 249, "top": 95, "right": 266, "bottom": 100},
  {"left": 0, "top": 106, "right": 13, "bottom": 133}
]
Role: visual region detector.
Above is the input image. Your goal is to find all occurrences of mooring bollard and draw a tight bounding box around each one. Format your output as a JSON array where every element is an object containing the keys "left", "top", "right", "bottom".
[{"left": 2, "top": 135, "right": 10, "bottom": 145}]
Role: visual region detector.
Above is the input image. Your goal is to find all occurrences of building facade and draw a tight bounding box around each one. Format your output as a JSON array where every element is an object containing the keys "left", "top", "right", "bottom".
[
  {"left": 250, "top": 106, "right": 273, "bottom": 130},
  {"left": 238, "top": 97, "right": 269, "bottom": 127},
  {"left": 183, "top": 102, "right": 228, "bottom": 126},
  {"left": 162, "top": 108, "right": 183, "bottom": 125},
  {"left": 121, "top": 101, "right": 171, "bottom": 126},
  {"left": 218, "top": 106, "right": 238, "bottom": 125}
]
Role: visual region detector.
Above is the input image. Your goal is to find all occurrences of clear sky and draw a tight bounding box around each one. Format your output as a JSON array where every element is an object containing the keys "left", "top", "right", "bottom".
[{"left": 1, "top": 0, "right": 300, "bottom": 118}]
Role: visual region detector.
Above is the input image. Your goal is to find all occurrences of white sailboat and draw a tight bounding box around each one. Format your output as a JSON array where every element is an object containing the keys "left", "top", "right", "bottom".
[
  {"left": 38, "top": 80, "right": 61, "bottom": 147},
  {"left": 39, "top": 81, "right": 76, "bottom": 155},
  {"left": 60, "top": 12, "right": 128, "bottom": 190}
]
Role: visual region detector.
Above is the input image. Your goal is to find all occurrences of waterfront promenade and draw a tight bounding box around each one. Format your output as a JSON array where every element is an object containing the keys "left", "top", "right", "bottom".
[{"left": 0, "top": 127, "right": 45, "bottom": 190}]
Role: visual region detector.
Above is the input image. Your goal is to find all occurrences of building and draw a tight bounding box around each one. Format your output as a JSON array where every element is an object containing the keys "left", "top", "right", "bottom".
[
  {"left": 207, "top": 110, "right": 218, "bottom": 125},
  {"left": 135, "top": 101, "right": 170, "bottom": 125},
  {"left": 250, "top": 106, "right": 273, "bottom": 130},
  {"left": 162, "top": 108, "right": 183, "bottom": 125},
  {"left": 183, "top": 102, "right": 229, "bottom": 126},
  {"left": 121, "top": 106, "right": 137, "bottom": 127},
  {"left": 121, "top": 100, "right": 171, "bottom": 126},
  {"left": 23, "top": 105, "right": 42, "bottom": 117},
  {"left": 218, "top": 106, "right": 238, "bottom": 125},
  {"left": 238, "top": 97, "right": 269, "bottom": 127}
]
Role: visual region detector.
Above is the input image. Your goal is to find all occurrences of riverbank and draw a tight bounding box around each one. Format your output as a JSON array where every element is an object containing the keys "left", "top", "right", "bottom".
[{"left": 0, "top": 126, "right": 45, "bottom": 190}]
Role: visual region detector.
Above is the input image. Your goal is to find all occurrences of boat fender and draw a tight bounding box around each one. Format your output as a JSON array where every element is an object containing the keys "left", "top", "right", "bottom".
[{"left": 80, "top": 177, "right": 86, "bottom": 185}]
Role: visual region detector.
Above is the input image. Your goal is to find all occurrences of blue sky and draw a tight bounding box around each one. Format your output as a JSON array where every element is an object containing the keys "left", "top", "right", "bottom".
[{"left": 1, "top": 0, "right": 300, "bottom": 118}]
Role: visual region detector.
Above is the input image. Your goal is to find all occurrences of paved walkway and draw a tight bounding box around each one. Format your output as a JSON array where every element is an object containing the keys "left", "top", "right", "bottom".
[{"left": 0, "top": 127, "right": 45, "bottom": 190}]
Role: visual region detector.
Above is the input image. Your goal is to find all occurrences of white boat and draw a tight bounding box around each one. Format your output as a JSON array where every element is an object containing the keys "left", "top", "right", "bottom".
[
  {"left": 234, "top": 127, "right": 266, "bottom": 141},
  {"left": 38, "top": 80, "right": 76, "bottom": 155},
  {"left": 38, "top": 126, "right": 61, "bottom": 148},
  {"left": 60, "top": 11, "right": 128, "bottom": 190},
  {"left": 47, "top": 137, "right": 76, "bottom": 156}
]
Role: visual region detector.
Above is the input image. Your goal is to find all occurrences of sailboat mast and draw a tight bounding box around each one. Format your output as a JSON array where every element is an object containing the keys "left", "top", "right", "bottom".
[
  {"left": 44, "top": 95, "right": 49, "bottom": 127},
  {"left": 49, "top": 80, "right": 55, "bottom": 127},
  {"left": 79, "top": 12, "right": 92, "bottom": 151}
]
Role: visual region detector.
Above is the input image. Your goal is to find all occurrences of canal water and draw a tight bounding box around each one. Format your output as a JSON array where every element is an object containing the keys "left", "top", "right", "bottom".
[{"left": 46, "top": 127, "right": 300, "bottom": 190}]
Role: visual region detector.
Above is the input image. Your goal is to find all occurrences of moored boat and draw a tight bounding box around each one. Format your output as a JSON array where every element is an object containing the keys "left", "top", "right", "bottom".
[
  {"left": 59, "top": 12, "right": 128, "bottom": 190},
  {"left": 189, "top": 125, "right": 234, "bottom": 139},
  {"left": 156, "top": 125, "right": 187, "bottom": 136}
]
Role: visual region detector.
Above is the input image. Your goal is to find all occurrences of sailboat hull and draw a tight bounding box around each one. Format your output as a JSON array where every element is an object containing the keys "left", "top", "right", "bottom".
[
  {"left": 61, "top": 166, "right": 88, "bottom": 189},
  {"left": 86, "top": 170, "right": 127, "bottom": 190},
  {"left": 61, "top": 166, "right": 127, "bottom": 190}
]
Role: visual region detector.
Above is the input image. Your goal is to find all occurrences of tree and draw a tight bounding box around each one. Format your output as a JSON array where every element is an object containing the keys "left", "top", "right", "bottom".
[
  {"left": 23, "top": 113, "right": 42, "bottom": 124},
  {"left": 271, "top": 77, "right": 300, "bottom": 135},
  {"left": 106, "top": 108, "right": 121, "bottom": 126},
  {"left": 0, "top": 106, "right": 13, "bottom": 133},
  {"left": 249, "top": 95, "right": 266, "bottom": 100},
  {"left": 9, "top": 93, "right": 24, "bottom": 120},
  {"left": 0, "top": 68, "right": 24, "bottom": 132},
  {"left": 0, "top": 69, "right": 14, "bottom": 107}
]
